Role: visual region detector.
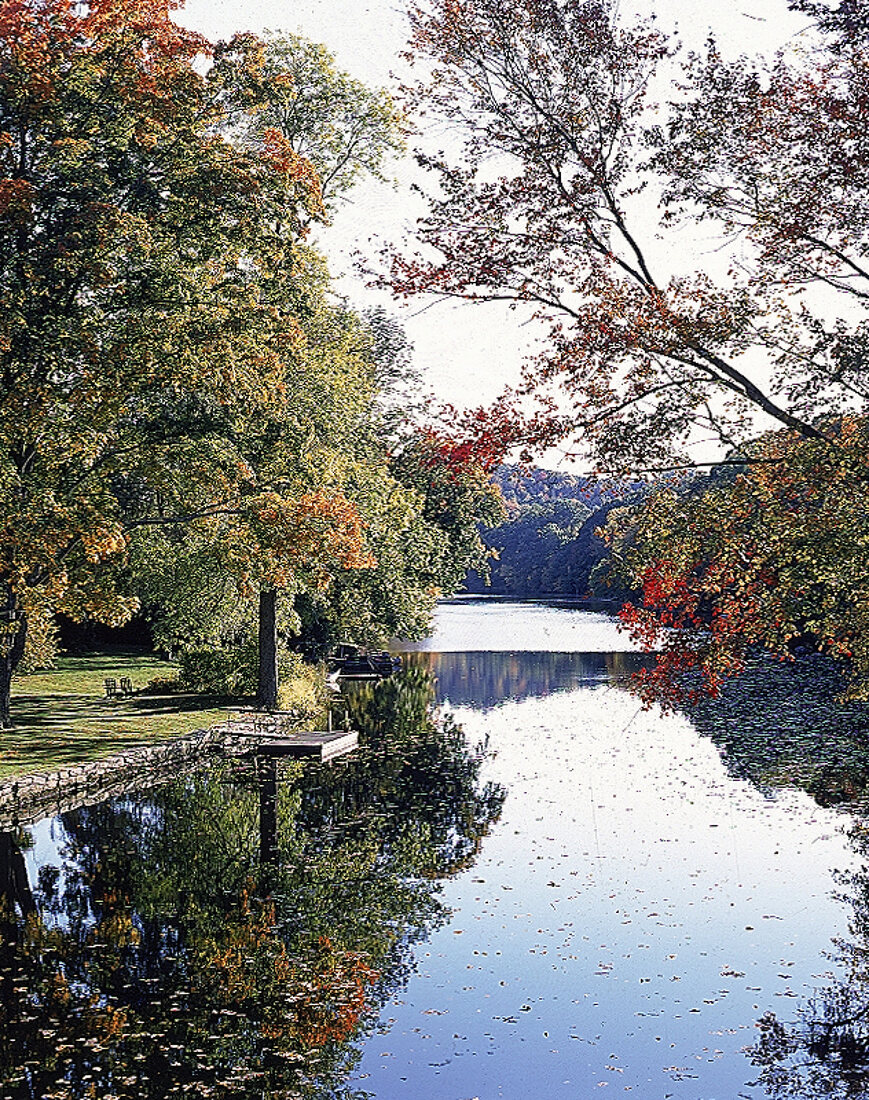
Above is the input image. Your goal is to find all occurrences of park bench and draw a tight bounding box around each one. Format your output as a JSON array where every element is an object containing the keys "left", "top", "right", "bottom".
[{"left": 104, "top": 677, "right": 134, "bottom": 698}]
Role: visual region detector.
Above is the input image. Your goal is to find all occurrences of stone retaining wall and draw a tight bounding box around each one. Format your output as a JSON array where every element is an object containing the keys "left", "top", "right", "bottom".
[{"left": 0, "top": 723, "right": 260, "bottom": 830}]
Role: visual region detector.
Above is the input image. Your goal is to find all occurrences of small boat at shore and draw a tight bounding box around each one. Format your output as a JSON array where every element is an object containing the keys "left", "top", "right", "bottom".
[{"left": 327, "top": 644, "right": 401, "bottom": 680}]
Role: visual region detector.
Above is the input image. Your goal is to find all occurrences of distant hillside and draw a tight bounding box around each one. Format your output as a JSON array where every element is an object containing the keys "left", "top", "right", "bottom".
[
  {"left": 492, "top": 465, "right": 635, "bottom": 513},
  {"left": 464, "top": 465, "right": 645, "bottom": 598}
]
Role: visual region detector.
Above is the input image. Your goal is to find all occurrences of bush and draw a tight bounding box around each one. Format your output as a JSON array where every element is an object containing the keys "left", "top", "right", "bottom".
[
  {"left": 140, "top": 675, "right": 182, "bottom": 695},
  {"left": 178, "top": 642, "right": 309, "bottom": 700},
  {"left": 177, "top": 648, "right": 248, "bottom": 696},
  {"left": 277, "top": 662, "right": 328, "bottom": 723}
]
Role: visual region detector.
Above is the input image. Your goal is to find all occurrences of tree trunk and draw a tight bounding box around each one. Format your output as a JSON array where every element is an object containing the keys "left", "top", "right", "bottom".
[
  {"left": 0, "top": 833, "right": 36, "bottom": 918},
  {"left": 0, "top": 584, "right": 26, "bottom": 730},
  {"left": 258, "top": 755, "right": 278, "bottom": 865},
  {"left": 257, "top": 588, "right": 278, "bottom": 711}
]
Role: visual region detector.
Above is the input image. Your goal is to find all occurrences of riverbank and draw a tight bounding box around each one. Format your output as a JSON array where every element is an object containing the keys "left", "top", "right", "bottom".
[
  {"left": 1, "top": 653, "right": 229, "bottom": 779},
  {"left": 0, "top": 724, "right": 262, "bottom": 829}
]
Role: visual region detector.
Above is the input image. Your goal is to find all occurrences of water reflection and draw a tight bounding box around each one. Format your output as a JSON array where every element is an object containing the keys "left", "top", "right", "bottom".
[
  {"left": 349, "top": 648, "right": 867, "bottom": 1098},
  {"left": 397, "top": 597, "right": 642, "bottom": 653},
  {"left": 749, "top": 821, "right": 869, "bottom": 1097},
  {"left": 403, "top": 649, "right": 647, "bottom": 710},
  {"left": 0, "top": 669, "right": 504, "bottom": 1100},
  {"left": 684, "top": 658, "right": 869, "bottom": 811}
]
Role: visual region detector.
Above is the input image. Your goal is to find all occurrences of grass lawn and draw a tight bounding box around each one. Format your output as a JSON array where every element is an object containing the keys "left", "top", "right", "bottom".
[{"left": 1, "top": 651, "right": 231, "bottom": 780}]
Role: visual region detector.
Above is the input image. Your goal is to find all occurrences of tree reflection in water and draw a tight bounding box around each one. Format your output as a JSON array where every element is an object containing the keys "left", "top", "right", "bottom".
[
  {"left": 684, "top": 656, "right": 869, "bottom": 811},
  {"left": 402, "top": 648, "right": 646, "bottom": 710},
  {"left": 0, "top": 668, "right": 504, "bottom": 1099},
  {"left": 749, "top": 822, "right": 869, "bottom": 1099},
  {"left": 672, "top": 656, "right": 869, "bottom": 1098}
]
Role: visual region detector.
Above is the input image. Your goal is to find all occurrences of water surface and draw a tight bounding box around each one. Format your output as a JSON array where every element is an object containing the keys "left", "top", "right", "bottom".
[
  {"left": 355, "top": 600, "right": 869, "bottom": 1098},
  {"left": 4, "top": 600, "right": 869, "bottom": 1099}
]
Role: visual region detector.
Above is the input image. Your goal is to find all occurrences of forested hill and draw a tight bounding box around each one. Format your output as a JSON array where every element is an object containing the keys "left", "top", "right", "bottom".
[
  {"left": 492, "top": 465, "right": 608, "bottom": 511},
  {"left": 464, "top": 465, "right": 644, "bottom": 599}
]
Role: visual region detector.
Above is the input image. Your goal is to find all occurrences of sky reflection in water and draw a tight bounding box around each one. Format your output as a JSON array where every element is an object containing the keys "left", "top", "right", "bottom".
[
  {"left": 397, "top": 597, "right": 645, "bottom": 654},
  {"left": 3, "top": 601, "right": 868, "bottom": 1099},
  {"left": 351, "top": 601, "right": 864, "bottom": 1099}
]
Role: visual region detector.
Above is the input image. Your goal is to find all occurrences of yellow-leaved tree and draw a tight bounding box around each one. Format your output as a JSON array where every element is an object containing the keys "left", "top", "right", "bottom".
[{"left": 0, "top": 2, "right": 401, "bottom": 724}]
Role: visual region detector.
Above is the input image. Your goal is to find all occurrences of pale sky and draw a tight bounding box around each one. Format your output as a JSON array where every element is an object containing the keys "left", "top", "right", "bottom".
[{"left": 179, "top": 0, "right": 813, "bottom": 466}]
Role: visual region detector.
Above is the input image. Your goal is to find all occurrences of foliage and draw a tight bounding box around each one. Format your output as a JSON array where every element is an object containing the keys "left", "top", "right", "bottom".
[
  {"left": 295, "top": 429, "right": 505, "bottom": 652},
  {"left": 609, "top": 421, "right": 869, "bottom": 706},
  {"left": 460, "top": 465, "right": 645, "bottom": 598},
  {"left": 490, "top": 465, "right": 612, "bottom": 512},
  {"left": 120, "top": 30, "right": 480, "bottom": 671},
  {"left": 0, "top": 0, "right": 426, "bottom": 729},
  {"left": 176, "top": 643, "right": 326, "bottom": 715},
  {"left": 0, "top": 0, "right": 391, "bottom": 725},
  {"left": 475, "top": 498, "right": 591, "bottom": 595},
  {"left": 212, "top": 31, "right": 403, "bottom": 207},
  {"left": 178, "top": 644, "right": 298, "bottom": 698}
]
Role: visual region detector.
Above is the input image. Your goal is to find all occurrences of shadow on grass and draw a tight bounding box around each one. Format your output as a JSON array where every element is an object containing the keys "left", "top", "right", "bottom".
[{"left": 1, "top": 654, "right": 236, "bottom": 780}]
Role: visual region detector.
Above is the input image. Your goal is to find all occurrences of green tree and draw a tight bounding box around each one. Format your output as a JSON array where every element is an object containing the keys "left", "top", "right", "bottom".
[
  {"left": 130, "top": 31, "right": 405, "bottom": 709},
  {"left": 0, "top": 0, "right": 343, "bottom": 726},
  {"left": 0, "top": 6, "right": 406, "bottom": 723},
  {"left": 126, "top": 261, "right": 384, "bottom": 699}
]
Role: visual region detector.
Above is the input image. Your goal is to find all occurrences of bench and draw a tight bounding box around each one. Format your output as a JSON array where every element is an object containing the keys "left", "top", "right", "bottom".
[{"left": 105, "top": 677, "right": 134, "bottom": 698}]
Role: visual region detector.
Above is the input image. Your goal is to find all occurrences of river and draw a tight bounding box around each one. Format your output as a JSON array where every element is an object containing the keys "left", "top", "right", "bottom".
[{"left": 3, "top": 598, "right": 869, "bottom": 1099}]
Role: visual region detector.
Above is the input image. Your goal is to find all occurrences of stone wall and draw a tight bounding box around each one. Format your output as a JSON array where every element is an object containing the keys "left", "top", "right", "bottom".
[{"left": 0, "top": 723, "right": 259, "bottom": 830}]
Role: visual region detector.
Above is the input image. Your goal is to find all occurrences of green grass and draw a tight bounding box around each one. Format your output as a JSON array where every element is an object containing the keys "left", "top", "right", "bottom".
[{"left": 0, "top": 652, "right": 231, "bottom": 780}]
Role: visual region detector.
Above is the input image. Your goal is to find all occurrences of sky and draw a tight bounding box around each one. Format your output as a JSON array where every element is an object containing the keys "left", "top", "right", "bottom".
[{"left": 178, "top": 0, "right": 813, "bottom": 468}]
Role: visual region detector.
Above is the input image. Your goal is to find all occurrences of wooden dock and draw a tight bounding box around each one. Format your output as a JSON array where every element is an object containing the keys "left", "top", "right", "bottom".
[{"left": 256, "top": 729, "right": 359, "bottom": 762}]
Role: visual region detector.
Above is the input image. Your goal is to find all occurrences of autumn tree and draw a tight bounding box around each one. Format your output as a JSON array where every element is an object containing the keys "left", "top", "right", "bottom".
[
  {"left": 126, "top": 259, "right": 383, "bottom": 704},
  {"left": 0, "top": 3, "right": 402, "bottom": 723},
  {"left": 386, "top": 0, "right": 869, "bottom": 697},
  {"left": 390, "top": 0, "right": 867, "bottom": 467},
  {"left": 0, "top": 0, "right": 268, "bottom": 726},
  {"left": 607, "top": 419, "right": 869, "bottom": 706},
  {"left": 120, "top": 33, "right": 412, "bottom": 708}
]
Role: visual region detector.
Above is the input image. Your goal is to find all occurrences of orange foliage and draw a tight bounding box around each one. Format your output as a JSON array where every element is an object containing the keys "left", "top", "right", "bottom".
[
  {"left": 246, "top": 489, "right": 375, "bottom": 591},
  {"left": 289, "top": 935, "right": 379, "bottom": 1047},
  {"left": 197, "top": 889, "right": 379, "bottom": 1052},
  {"left": 261, "top": 127, "right": 324, "bottom": 217}
]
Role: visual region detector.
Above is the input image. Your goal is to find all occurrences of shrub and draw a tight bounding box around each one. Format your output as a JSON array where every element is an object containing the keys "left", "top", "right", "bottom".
[
  {"left": 277, "top": 662, "right": 329, "bottom": 724},
  {"left": 178, "top": 642, "right": 309, "bottom": 700},
  {"left": 140, "top": 675, "right": 182, "bottom": 695}
]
